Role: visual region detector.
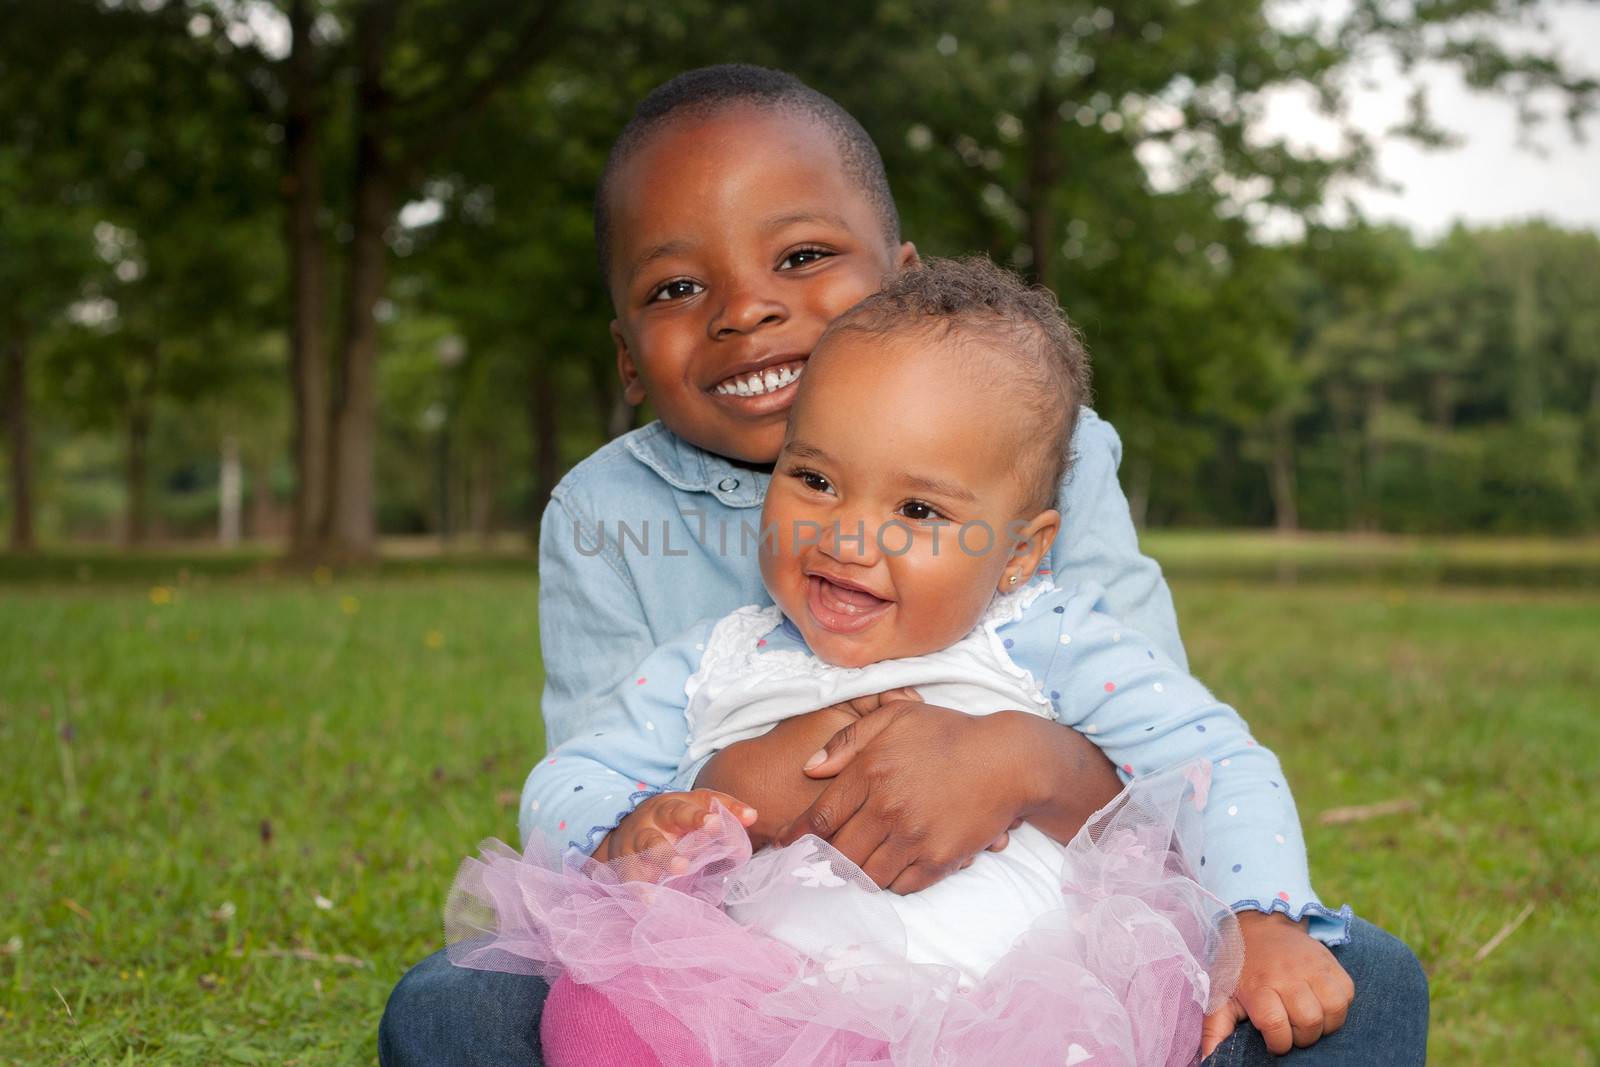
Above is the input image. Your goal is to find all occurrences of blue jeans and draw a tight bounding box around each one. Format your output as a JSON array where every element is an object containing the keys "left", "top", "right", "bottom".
[{"left": 379, "top": 917, "right": 1426, "bottom": 1066}]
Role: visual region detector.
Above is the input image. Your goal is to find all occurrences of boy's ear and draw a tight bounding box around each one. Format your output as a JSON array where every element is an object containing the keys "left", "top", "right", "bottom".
[
  {"left": 997, "top": 509, "right": 1060, "bottom": 593},
  {"left": 895, "top": 241, "right": 920, "bottom": 271},
  {"left": 611, "top": 320, "right": 647, "bottom": 406}
]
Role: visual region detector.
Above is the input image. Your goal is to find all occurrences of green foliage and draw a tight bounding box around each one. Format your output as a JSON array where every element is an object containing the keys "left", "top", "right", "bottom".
[
  {"left": 2, "top": 0, "right": 1597, "bottom": 543},
  {"left": 1185, "top": 222, "right": 1600, "bottom": 533}
]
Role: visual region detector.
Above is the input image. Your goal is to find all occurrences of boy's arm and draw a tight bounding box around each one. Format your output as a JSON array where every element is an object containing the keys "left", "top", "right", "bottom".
[
  {"left": 1054, "top": 410, "right": 1188, "bottom": 670},
  {"left": 1010, "top": 583, "right": 1351, "bottom": 944},
  {"left": 518, "top": 620, "right": 711, "bottom": 852},
  {"left": 535, "top": 491, "right": 660, "bottom": 754}
]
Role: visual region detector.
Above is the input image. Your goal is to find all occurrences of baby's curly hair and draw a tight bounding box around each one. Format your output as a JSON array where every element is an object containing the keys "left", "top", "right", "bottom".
[{"left": 822, "top": 256, "right": 1092, "bottom": 512}]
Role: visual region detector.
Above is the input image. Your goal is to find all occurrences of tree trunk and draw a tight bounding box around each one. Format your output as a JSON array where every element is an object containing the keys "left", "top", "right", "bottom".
[
  {"left": 1023, "top": 86, "right": 1061, "bottom": 292},
  {"left": 124, "top": 403, "right": 151, "bottom": 547},
  {"left": 1326, "top": 382, "right": 1363, "bottom": 531},
  {"left": 3, "top": 328, "right": 33, "bottom": 552},
  {"left": 1588, "top": 368, "right": 1600, "bottom": 468},
  {"left": 284, "top": 0, "right": 330, "bottom": 557},
  {"left": 1267, "top": 409, "right": 1299, "bottom": 532},
  {"left": 320, "top": 0, "right": 397, "bottom": 560},
  {"left": 249, "top": 453, "right": 275, "bottom": 541},
  {"left": 1361, "top": 380, "right": 1385, "bottom": 532},
  {"left": 469, "top": 440, "right": 497, "bottom": 546},
  {"left": 530, "top": 356, "right": 560, "bottom": 537},
  {"left": 219, "top": 436, "right": 243, "bottom": 547}
]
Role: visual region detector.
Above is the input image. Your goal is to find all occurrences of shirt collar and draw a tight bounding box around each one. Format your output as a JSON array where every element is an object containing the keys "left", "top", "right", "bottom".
[{"left": 622, "top": 421, "right": 769, "bottom": 507}]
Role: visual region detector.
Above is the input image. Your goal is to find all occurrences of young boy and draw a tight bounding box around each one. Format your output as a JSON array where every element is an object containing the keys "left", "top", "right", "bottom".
[{"left": 380, "top": 65, "right": 1427, "bottom": 1067}]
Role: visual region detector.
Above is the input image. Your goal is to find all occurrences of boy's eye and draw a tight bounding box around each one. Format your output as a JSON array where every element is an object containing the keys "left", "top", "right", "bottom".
[
  {"left": 650, "top": 279, "right": 704, "bottom": 302},
  {"left": 792, "top": 469, "right": 834, "bottom": 495},
  {"left": 778, "top": 247, "right": 833, "bottom": 271},
  {"left": 898, "top": 500, "right": 944, "bottom": 521}
]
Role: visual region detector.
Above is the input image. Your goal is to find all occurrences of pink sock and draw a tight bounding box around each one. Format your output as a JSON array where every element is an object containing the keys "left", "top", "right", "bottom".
[{"left": 541, "top": 975, "right": 710, "bottom": 1067}]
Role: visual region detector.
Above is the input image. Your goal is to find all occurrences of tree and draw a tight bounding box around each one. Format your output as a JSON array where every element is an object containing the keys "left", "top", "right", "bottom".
[{"left": 214, "top": 0, "right": 570, "bottom": 560}]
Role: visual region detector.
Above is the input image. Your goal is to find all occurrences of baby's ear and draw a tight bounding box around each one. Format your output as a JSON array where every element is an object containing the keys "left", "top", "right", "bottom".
[
  {"left": 612, "top": 321, "right": 646, "bottom": 406},
  {"left": 895, "top": 241, "right": 920, "bottom": 271},
  {"left": 997, "top": 509, "right": 1061, "bottom": 593}
]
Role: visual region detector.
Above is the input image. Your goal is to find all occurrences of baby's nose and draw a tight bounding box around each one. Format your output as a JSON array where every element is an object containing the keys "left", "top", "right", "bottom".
[{"left": 818, "top": 517, "right": 878, "bottom": 562}]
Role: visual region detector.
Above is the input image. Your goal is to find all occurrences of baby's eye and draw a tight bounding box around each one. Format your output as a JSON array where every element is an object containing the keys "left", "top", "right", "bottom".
[
  {"left": 792, "top": 469, "right": 834, "bottom": 495},
  {"left": 650, "top": 279, "right": 704, "bottom": 302},
  {"left": 898, "top": 500, "right": 944, "bottom": 521},
  {"left": 778, "top": 247, "right": 833, "bottom": 271}
]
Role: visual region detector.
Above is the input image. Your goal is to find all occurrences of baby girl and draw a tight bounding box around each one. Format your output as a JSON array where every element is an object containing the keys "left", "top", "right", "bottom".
[{"left": 448, "top": 258, "right": 1348, "bottom": 1066}]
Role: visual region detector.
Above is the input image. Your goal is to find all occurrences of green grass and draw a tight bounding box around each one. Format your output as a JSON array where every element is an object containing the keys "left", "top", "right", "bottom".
[{"left": 2, "top": 539, "right": 1596, "bottom": 1064}]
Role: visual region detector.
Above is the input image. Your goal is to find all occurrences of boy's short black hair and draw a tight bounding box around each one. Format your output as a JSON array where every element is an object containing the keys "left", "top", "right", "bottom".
[
  {"left": 822, "top": 256, "right": 1092, "bottom": 512},
  {"left": 595, "top": 64, "right": 901, "bottom": 283}
]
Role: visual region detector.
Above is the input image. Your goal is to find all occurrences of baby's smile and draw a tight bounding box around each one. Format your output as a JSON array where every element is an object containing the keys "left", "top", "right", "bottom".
[{"left": 804, "top": 570, "right": 894, "bottom": 635}]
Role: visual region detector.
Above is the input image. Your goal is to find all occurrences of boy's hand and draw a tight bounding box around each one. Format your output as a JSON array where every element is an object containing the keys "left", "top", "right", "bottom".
[
  {"left": 1200, "top": 911, "right": 1354, "bottom": 1057},
  {"left": 815, "top": 686, "right": 924, "bottom": 720},
  {"left": 592, "top": 789, "right": 757, "bottom": 882},
  {"left": 774, "top": 700, "right": 1034, "bottom": 893}
]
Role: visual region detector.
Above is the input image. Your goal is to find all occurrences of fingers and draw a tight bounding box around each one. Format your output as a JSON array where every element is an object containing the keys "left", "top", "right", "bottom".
[
  {"left": 858, "top": 835, "right": 922, "bottom": 890},
  {"left": 829, "top": 811, "right": 893, "bottom": 874},
  {"left": 886, "top": 859, "right": 957, "bottom": 895},
  {"left": 611, "top": 827, "right": 679, "bottom": 882},
  {"left": 1312, "top": 967, "right": 1355, "bottom": 1036},
  {"left": 777, "top": 773, "right": 870, "bottom": 846},
  {"left": 802, "top": 703, "right": 909, "bottom": 778},
  {"left": 1199, "top": 999, "right": 1246, "bottom": 1059},
  {"left": 688, "top": 789, "right": 758, "bottom": 827},
  {"left": 1239, "top": 986, "right": 1294, "bottom": 1056},
  {"left": 1283, "top": 979, "right": 1327, "bottom": 1048},
  {"left": 651, "top": 794, "right": 714, "bottom": 838}
]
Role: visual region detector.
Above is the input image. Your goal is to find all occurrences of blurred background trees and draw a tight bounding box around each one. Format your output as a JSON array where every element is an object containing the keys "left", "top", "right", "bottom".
[{"left": 2, "top": 0, "right": 1597, "bottom": 558}]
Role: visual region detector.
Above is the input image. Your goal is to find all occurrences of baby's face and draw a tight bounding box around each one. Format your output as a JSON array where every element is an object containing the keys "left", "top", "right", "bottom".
[
  {"left": 759, "top": 329, "right": 1056, "bottom": 668},
  {"left": 604, "top": 106, "right": 915, "bottom": 465}
]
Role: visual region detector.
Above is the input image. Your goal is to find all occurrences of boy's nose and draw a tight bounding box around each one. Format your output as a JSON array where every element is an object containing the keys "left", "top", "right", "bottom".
[{"left": 709, "top": 286, "right": 787, "bottom": 338}]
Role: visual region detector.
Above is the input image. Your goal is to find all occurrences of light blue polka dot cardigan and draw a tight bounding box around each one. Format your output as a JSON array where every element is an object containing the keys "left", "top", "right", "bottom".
[{"left": 524, "top": 578, "right": 1353, "bottom": 945}]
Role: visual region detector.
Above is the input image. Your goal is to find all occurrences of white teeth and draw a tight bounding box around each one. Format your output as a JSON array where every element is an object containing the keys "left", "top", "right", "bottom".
[{"left": 714, "top": 362, "right": 805, "bottom": 397}]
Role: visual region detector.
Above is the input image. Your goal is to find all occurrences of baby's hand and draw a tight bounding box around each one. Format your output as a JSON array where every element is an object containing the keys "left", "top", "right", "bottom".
[
  {"left": 1200, "top": 911, "right": 1355, "bottom": 1057},
  {"left": 591, "top": 789, "right": 757, "bottom": 882}
]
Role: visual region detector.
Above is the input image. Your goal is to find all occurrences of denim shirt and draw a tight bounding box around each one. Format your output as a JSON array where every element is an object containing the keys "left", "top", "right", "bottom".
[{"left": 528, "top": 408, "right": 1187, "bottom": 838}]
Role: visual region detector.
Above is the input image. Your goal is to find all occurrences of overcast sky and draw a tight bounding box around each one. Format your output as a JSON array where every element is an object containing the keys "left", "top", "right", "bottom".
[{"left": 1261, "top": 1, "right": 1600, "bottom": 237}]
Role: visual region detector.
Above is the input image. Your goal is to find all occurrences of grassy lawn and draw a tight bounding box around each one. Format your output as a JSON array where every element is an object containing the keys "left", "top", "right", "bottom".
[{"left": 2, "top": 535, "right": 1596, "bottom": 1064}]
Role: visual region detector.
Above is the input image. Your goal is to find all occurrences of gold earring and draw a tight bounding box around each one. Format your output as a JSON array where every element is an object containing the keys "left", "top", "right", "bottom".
[{"left": 1008, "top": 574, "right": 1019, "bottom": 585}]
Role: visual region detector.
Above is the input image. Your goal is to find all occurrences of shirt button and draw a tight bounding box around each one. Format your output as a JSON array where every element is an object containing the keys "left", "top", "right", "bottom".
[{"left": 717, "top": 476, "right": 739, "bottom": 492}]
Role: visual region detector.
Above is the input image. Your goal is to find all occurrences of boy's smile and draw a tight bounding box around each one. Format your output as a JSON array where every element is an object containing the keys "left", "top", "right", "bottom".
[{"left": 604, "top": 106, "right": 916, "bottom": 465}]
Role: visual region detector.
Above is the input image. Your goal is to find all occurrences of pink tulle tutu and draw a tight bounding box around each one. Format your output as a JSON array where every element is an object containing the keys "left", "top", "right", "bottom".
[{"left": 447, "top": 763, "right": 1240, "bottom": 1066}]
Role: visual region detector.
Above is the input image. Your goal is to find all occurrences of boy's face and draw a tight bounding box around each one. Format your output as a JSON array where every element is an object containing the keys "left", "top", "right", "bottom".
[
  {"left": 605, "top": 107, "right": 916, "bottom": 465},
  {"left": 758, "top": 329, "right": 1058, "bottom": 668}
]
